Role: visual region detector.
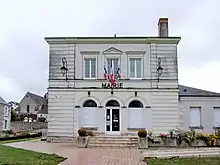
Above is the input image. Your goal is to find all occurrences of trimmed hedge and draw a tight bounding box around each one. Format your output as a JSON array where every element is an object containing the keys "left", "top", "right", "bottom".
[{"left": 0, "top": 132, "right": 42, "bottom": 141}]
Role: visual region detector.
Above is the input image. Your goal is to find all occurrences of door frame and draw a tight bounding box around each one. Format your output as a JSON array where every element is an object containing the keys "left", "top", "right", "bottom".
[{"left": 105, "top": 107, "right": 121, "bottom": 135}]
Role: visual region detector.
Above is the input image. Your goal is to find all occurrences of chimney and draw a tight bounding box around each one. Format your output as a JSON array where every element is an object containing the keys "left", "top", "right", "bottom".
[{"left": 158, "top": 18, "right": 168, "bottom": 37}]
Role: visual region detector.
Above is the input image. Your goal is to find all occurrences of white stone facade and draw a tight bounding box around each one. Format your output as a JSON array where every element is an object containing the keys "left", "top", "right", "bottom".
[{"left": 46, "top": 37, "right": 181, "bottom": 138}]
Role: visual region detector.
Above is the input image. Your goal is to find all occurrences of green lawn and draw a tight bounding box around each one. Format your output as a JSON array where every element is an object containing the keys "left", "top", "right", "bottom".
[
  {"left": 145, "top": 157, "right": 220, "bottom": 165},
  {"left": 0, "top": 138, "right": 67, "bottom": 165}
]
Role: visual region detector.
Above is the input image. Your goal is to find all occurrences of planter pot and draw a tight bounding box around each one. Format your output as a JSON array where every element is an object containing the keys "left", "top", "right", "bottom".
[
  {"left": 77, "top": 136, "right": 89, "bottom": 148},
  {"left": 192, "top": 139, "right": 206, "bottom": 147},
  {"left": 215, "top": 139, "right": 220, "bottom": 147},
  {"left": 179, "top": 140, "right": 189, "bottom": 147},
  {"left": 138, "top": 137, "right": 148, "bottom": 149},
  {"left": 161, "top": 137, "right": 177, "bottom": 147}
]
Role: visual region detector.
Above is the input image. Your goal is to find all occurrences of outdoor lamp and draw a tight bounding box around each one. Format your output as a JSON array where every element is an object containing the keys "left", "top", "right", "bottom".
[
  {"left": 157, "top": 57, "right": 163, "bottom": 81},
  {"left": 60, "top": 57, "right": 68, "bottom": 81}
]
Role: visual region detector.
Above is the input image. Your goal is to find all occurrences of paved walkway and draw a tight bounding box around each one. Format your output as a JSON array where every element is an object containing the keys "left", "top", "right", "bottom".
[
  {"left": 4, "top": 140, "right": 146, "bottom": 165},
  {"left": 143, "top": 148, "right": 220, "bottom": 158}
]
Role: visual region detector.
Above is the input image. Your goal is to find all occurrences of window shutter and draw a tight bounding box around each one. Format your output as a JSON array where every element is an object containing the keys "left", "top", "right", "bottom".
[
  {"left": 213, "top": 107, "right": 220, "bottom": 127},
  {"left": 80, "top": 107, "right": 97, "bottom": 127},
  {"left": 189, "top": 107, "right": 201, "bottom": 127},
  {"left": 128, "top": 108, "right": 143, "bottom": 128}
]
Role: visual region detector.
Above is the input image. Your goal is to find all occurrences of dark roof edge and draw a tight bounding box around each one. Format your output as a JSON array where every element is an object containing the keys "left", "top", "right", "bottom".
[
  {"left": 179, "top": 95, "right": 220, "bottom": 98},
  {"left": 44, "top": 36, "right": 181, "bottom": 40}
]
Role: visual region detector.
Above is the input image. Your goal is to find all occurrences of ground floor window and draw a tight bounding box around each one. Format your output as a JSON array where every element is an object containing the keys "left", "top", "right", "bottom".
[
  {"left": 189, "top": 107, "right": 202, "bottom": 127},
  {"left": 213, "top": 107, "right": 220, "bottom": 127},
  {"left": 128, "top": 100, "right": 144, "bottom": 129},
  {"left": 79, "top": 100, "right": 98, "bottom": 128}
]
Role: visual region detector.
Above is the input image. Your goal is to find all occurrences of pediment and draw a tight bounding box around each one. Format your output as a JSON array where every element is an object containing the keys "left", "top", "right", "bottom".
[{"left": 102, "top": 47, "right": 123, "bottom": 54}]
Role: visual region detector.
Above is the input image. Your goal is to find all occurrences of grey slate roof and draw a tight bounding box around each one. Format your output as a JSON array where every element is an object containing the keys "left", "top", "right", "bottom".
[
  {"left": 28, "top": 92, "right": 46, "bottom": 105},
  {"left": 0, "top": 96, "right": 7, "bottom": 105},
  {"left": 179, "top": 85, "right": 220, "bottom": 97}
]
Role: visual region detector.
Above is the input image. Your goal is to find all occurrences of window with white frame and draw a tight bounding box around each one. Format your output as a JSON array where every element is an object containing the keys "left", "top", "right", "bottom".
[
  {"left": 189, "top": 107, "right": 202, "bottom": 127},
  {"left": 107, "top": 58, "right": 119, "bottom": 79},
  {"left": 128, "top": 100, "right": 144, "bottom": 129},
  {"left": 213, "top": 107, "right": 220, "bottom": 127},
  {"left": 129, "top": 58, "right": 142, "bottom": 78},
  {"left": 79, "top": 100, "right": 98, "bottom": 128},
  {"left": 84, "top": 58, "right": 96, "bottom": 78}
]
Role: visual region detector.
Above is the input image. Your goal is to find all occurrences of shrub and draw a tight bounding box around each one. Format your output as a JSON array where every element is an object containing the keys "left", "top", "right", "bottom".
[
  {"left": 138, "top": 129, "right": 147, "bottom": 138},
  {"left": 87, "top": 130, "right": 94, "bottom": 136},
  {"left": 20, "top": 130, "right": 30, "bottom": 137},
  {"left": 38, "top": 117, "right": 47, "bottom": 123},
  {"left": 78, "top": 128, "right": 87, "bottom": 137},
  {"left": 196, "top": 133, "right": 217, "bottom": 146},
  {"left": 159, "top": 133, "right": 167, "bottom": 138},
  {"left": 171, "top": 128, "right": 195, "bottom": 146}
]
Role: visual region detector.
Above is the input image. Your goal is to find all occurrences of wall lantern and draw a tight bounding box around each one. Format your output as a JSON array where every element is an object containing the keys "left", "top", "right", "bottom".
[
  {"left": 60, "top": 57, "right": 68, "bottom": 81},
  {"left": 157, "top": 57, "right": 163, "bottom": 82}
]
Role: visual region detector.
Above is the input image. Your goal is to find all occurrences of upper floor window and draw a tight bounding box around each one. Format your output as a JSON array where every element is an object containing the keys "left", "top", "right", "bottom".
[
  {"left": 107, "top": 58, "right": 119, "bottom": 79},
  {"left": 84, "top": 58, "right": 96, "bottom": 78},
  {"left": 129, "top": 58, "right": 142, "bottom": 79}
]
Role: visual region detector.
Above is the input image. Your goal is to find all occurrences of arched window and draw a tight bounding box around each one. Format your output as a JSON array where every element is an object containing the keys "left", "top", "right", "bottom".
[
  {"left": 83, "top": 100, "right": 97, "bottom": 107},
  {"left": 128, "top": 100, "right": 144, "bottom": 129},
  {"left": 80, "top": 99, "right": 98, "bottom": 128},
  {"left": 128, "top": 100, "right": 143, "bottom": 108},
  {"left": 106, "top": 100, "right": 120, "bottom": 107}
]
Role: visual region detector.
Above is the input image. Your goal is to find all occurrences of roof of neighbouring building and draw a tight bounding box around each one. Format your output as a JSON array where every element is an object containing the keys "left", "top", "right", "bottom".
[
  {"left": 179, "top": 85, "right": 220, "bottom": 97},
  {"left": 37, "top": 99, "right": 48, "bottom": 114},
  {"left": 0, "top": 96, "right": 7, "bottom": 105},
  {"left": 27, "top": 92, "right": 46, "bottom": 105}
]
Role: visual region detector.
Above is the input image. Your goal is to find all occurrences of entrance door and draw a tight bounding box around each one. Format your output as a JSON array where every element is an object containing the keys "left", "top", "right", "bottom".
[{"left": 105, "top": 108, "right": 120, "bottom": 134}]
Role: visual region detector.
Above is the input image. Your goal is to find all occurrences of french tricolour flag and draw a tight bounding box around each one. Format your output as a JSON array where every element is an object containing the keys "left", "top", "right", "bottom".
[
  {"left": 104, "top": 67, "right": 108, "bottom": 79},
  {"left": 116, "top": 67, "right": 121, "bottom": 79},
  {"left": 109, "top": 65, "right": 115, "bottom": 85}
]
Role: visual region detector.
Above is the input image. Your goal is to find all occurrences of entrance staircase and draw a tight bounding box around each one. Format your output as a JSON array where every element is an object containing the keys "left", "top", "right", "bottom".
[{"left": 87, "top": 136, "right": 139, "bottom": 148}]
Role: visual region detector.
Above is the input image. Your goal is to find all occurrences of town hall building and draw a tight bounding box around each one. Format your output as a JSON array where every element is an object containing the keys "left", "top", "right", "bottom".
[{"left": 45, "top": 18, "right": 220, "bottom": 141}]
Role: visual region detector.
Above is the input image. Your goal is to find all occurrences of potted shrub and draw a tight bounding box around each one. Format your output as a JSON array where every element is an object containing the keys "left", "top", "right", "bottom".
[
  {"left": 87, "top": 130, "right": 94, "bottom": 136},
  {"left": 77, "top": 128, "right": 89, "bottom": 148},
  {"left": 138, "top": 129, "right": 147, "bottom": 138},
  {"left": 78, "top": 128, "right": 87, "bottom": 137},
  {"left": 137, "top": 129, "right": 148, "bottom": 149}
]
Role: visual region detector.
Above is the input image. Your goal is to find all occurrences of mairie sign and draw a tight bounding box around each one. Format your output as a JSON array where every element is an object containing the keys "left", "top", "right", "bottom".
[{"left": 101, "top": 82, "right": 123, "bottom": 89}]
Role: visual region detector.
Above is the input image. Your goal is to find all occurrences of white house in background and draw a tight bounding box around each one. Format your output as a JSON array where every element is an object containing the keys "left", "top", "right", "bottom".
[
  {"left": 45, "top": 18, "right": 220, "bottom": 142},
  {"left": 0, "top": 96, "right": 10, "bottom": 131}
]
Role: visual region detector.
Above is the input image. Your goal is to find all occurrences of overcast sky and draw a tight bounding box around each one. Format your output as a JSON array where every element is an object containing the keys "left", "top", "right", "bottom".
[{"left": 0, "top": 0, "right": 219, "bottom": 102}]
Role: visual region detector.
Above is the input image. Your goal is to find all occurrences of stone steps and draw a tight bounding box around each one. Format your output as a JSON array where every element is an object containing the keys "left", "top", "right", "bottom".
[{"left": 88, "top": 136, "right": 139, "bottom": 148}]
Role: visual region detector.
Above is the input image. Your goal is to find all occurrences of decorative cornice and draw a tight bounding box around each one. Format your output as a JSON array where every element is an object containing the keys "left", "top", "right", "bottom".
[
  {"left": 102, "top": 47, "right": 123, "bottom": 54},
  {"left": 45, "top": 37, "right": 181, "bottom": 45},
  {"left": 80, "top": 51, "right": 100, "bottom": 55},
  {"left": 125, "top": 51, "right": 146, "bottom": 55}
]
